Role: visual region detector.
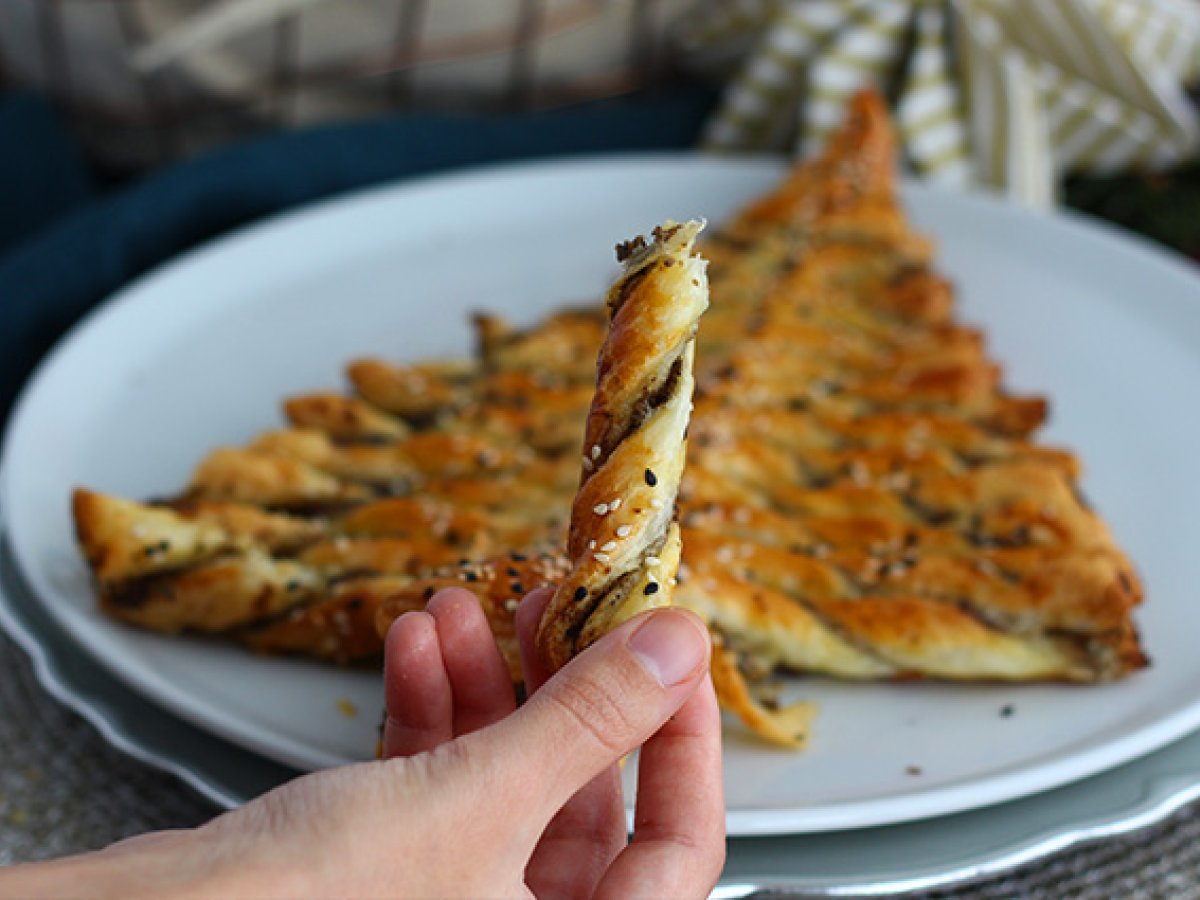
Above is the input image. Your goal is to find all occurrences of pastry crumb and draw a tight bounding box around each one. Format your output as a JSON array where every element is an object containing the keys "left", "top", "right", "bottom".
[{"left": 336, "top": 698, "right": 358, "bottom": 718}]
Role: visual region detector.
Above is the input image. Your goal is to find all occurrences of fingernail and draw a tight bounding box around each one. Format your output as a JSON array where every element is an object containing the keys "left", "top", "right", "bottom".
[{"left": 628, "top": 611, "right": 707, "bottom": 686}]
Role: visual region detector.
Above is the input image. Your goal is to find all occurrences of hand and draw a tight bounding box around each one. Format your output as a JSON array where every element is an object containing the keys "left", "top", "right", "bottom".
[
  {"left": 1, "top": 589, "right": 724, "bottom": 899},
  {"left": 381, "top": 586, "right": 725, "bottom": 898}
]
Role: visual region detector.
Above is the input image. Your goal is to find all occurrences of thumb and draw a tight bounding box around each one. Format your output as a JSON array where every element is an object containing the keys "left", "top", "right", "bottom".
[{"left": 472, "top": 607, "right": 711, "bottom": 825}]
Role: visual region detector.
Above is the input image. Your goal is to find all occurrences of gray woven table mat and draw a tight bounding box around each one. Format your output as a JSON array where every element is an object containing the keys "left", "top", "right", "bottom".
[{"left": 3, "top": 630, "right": 1199, "bottom": 898}]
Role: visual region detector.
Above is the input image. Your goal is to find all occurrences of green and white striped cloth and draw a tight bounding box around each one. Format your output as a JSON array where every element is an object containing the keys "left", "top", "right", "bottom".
[{"left": 679, "top": 0, "right": 1200, "bottom": 207}]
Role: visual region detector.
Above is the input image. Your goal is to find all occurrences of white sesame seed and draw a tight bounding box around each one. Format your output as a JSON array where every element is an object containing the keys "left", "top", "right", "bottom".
[
  {"left": 593, "top": 552, "right": 611, "bottom": 563},
  {"left": 616, "top": 525, "right": 632, "bottom": 537},
  {"left": 593, "top": 502, "right": 609, "bottom": 515},
  {"left": 645, "top": 556, "right": 661, "bottom": 566},
  {"left": 582, "top": 456, "right": 593, "bottom": 471},
  {"left": 650, "top": 498, "right": 664, "bottom": 509},
  {"left": 609, "top": 497, "right": 622, "bottom": 511},
  {"left": 600, "top": 541, "right": 618, "bottom": 552},
  {"left": 504, "top": 599, "right": 519, "bottom": 613},
  {"left": 588, "top": 539, "right": 597, "bottom": 550},
  {"left": 591, "top": 444, "right": 602, "bottom": 460}
]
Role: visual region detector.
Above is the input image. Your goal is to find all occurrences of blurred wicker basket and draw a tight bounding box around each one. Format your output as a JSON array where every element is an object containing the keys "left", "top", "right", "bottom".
[{"left": 0, "top": 0, "right": 695, "bottom": 170}]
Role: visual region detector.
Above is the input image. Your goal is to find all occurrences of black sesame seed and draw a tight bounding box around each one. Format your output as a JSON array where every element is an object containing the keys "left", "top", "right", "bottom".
[
  {"left": 510, "top": 552, "right": 528, "bottom": 562},
  {"left": 573, "top": 586, "right": 588, "bottom": 602},
  {"left": 510, "top": 582, "right": 524, "bottom": 594},
  {"left": 422, "top": 586, "right": 435, "bottom": 600},
  {"left": 1000, "top": 704, "right": 1015, "bottom": 718},
  {"left": 645, "top": 468, "right": 658, "bottom": 486},
  {"left": 643, "top": 582, "right": 660, "bottom": 595},
  {"left": 506, "top": 566, "right": 519, "bottom": 577},
  {"left": 465, "top": 572, "right": 479, "bottom": 582},
  {"left": 285, "top": 580, "right": 301, "bottom": 592}
]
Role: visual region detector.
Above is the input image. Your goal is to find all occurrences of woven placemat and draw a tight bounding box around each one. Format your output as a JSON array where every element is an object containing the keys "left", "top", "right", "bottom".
[{"left": 3, "top": 630, "right": 1199, "bottom": 897}]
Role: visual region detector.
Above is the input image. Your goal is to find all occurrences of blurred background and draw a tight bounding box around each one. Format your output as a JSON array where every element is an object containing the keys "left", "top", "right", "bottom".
[
  {"left": 3, "top": 0, "right": 1200, "bottom": 414},
  {"left": 1, "top": 0, "right": 1200, "bottom": 398},
  {"left": 0, "top": 0, "right": 698, "bottom": 171},
  {"left": 1, "top": 1, "right": 1198, "bottom": 184}
]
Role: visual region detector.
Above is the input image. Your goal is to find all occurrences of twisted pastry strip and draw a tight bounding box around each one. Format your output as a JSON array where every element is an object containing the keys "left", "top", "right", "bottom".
[{"left": 537, "top": 220, "right": 710, "bottom": 670}]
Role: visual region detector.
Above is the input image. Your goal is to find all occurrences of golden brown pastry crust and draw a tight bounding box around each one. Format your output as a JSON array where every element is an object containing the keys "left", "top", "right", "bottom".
[
  {"left": 71, "top": 90, "right": 1147, "bottom": 751},
  {"left": 710, "top": 641, "right": 815, "bottom": 749},
  {"left": 73, "top": 489, "right": 236, "bottom": 583},
  {"left": 284, "top": 393, "right": 411, "bottom": 442},
  {"left": 101, "top": 548, "right": 323, "bottom": 634},
  {"left": 535, "top": 220, "right": 709, "bottom": 670}
]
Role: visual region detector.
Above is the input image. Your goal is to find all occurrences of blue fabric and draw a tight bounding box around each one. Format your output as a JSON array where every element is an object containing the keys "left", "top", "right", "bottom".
[
  {"left": 0, "top": 93, "right": 96, "bottom": 255},
  {"left": 0, "top": 85, "right": 715, "bottom": 424}
]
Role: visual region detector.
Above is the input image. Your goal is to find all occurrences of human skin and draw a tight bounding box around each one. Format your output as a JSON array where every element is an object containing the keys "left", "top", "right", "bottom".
[{"left": 0, "top": 587, "right": 725, "bottom": 899}]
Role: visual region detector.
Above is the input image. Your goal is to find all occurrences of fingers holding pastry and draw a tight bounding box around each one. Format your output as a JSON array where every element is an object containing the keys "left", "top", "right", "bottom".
[
  {"left": 383, "top": 587, "right": 519, "bottom": 758},
  {"left": 537, "top": 220, "right": 710, "bottom": 671},
  {"left": 374, "top": 552, "right": 571, "bottom": 685},
  {"left": 426, "top": 588, "right": 517, "bottom": 736}
]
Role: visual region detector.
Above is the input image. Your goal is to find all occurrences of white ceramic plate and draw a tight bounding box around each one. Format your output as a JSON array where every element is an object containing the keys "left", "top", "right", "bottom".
[
  {"left": 5, "top": 532, "right": 1200, "bottom": 896},
  {"left": 3, "top": 157, "right": 1200, "bottom": 836}
]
